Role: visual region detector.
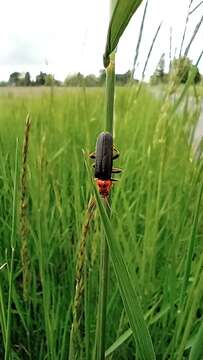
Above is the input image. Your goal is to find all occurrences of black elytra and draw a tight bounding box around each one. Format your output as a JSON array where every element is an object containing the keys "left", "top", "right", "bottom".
[
  {"left": 89, "top": 131, "right": 122, "bottom": 182},
  {"left": 95, "top": 132, "right": 113, "bottom": 180}
]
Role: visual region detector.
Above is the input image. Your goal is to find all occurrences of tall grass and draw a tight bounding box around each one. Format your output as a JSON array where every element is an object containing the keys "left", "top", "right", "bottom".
[{"left": 0, "top": 84, "right": 202, "bottom": 359}]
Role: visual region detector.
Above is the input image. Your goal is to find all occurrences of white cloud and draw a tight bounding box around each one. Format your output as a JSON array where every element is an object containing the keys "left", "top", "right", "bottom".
[{"left": 0, "top": 0, "right": 202, "bottom": 81}]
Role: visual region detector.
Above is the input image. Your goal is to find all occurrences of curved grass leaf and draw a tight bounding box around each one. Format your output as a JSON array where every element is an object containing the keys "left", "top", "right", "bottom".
[
  {"left": 104, "top": 0, "right": 144, "bottom": 67},
  {"left": 84, "top": 161, "right": 156, "bottom": 360},
  {"left": 105, "top": 301, "right": 170, "bottom": 357},
  {"left": 105, "top": 328, "right": 132, "bottom": 358},
  {"left": 189, "top": 321, "right": 203, "bottom": 360},
  {"left": 94, "top": 189, "right": 155, "bottom": 359}
]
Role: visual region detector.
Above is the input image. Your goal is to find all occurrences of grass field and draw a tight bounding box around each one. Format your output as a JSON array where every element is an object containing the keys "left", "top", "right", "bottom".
[{"left": 0, "top": 85, "right": 203, "bottom": 359}]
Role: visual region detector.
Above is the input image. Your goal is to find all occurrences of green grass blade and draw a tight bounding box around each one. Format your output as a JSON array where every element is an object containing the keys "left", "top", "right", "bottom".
[
  {"left": 189, "top": 321, "right": 203, "bottom": 360},
  {"left": 0, "top": 264, "right": 7, "bottom": 348},
  {"left": 89, "top": 175, "right": 155, "bottom": 360},
  {"left": 104, "top": 0, "right": 144, "bottom": 67},
  {"left": 141, "top": 22, "right": 162, "bottom": 80},
  {"left": 184, "top": 14, "right": 203, "bottom": 57},
  {"left": 169, "top": 50, "right": 203, "bottom": 120},
  {"left": 105, "top": 328, "right": 132, "bottom": 358},
  {"left": 105, "top": 301, "right": 170, "bottom": 357},
  {"left": 132, "top": 0, "right": 149, "bottom": 79},
  {"left": 5, "top": 139, "right": 19, "bottom": 360},
  {"left": 180, "top": 182, "right": 203, "bottom": 307}
]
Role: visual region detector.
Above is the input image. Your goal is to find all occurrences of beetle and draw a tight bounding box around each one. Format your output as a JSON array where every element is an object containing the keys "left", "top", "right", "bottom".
[{"left": 90, "top": 132, "right": 122, "bottom": 197}]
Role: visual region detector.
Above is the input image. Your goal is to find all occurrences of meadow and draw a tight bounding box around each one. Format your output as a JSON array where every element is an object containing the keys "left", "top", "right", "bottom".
[{"left": 0, "top": 84, "right": 203, "bottom": 359}]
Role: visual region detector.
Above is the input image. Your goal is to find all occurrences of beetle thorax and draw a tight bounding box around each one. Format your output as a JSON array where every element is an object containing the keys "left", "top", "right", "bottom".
[{"left": 96, "top": 179, "right": 112, "bottom": 197}]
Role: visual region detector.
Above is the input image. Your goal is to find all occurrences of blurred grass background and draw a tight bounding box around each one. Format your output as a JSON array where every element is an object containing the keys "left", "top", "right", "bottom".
[{"left": 0, "top": 85, "right": 203, "bottom": 359}]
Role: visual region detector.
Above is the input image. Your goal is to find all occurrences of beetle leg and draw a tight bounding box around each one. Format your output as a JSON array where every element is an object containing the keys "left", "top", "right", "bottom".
[
  {"left": 112, "top": 167, "right": 122, "bottom": 173},
  {"left": 113, "top": 146, "right": 120, "bottom": 160},
  {"left": 89, "top": 151, "right": 96, "bottom": 159}
]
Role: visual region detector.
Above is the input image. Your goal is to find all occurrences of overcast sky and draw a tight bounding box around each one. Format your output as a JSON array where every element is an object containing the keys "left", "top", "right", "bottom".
[{"left": 0, "top": 0, "right": 202, "bottom": 82}]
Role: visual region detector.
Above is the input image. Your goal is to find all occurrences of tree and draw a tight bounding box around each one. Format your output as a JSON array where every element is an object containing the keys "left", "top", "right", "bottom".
[
  {"left": 0, "top": 81, "right": 8, "bottom": 87},
  {"left": 45, "top": 74, "right": 54, "bottom": 86},
  {"left": 170, "top": 57, "right": 201, "bottom": 84},
  {"left": 24, "top": 72, "right": 31, "bottom": 86},
  {"left": 156, "top": 53, "right": 165, "bottom": 80},
  {"left": 98, "top": 69, "right": 106, "bottom": 85},
  {"left": 9, "top": 72, "right": 21, "bottom": 86},
  {"left": 36, "top": 72, "right": 47, "bottom": 85},
  {"left": 150, "top": 53, "right": 166, "bottom": 85},
  {"left": 116, "top": 70, "right": 131, "bottom": 85},
  {"left": 64, "top": 73, "right": 84, "bottom": 87},
  {"left": 84, "top": 74, "right": 98, "bottom": 87},
  {"left": 190, "top": 64, "right": 201, "bottom": 84}
]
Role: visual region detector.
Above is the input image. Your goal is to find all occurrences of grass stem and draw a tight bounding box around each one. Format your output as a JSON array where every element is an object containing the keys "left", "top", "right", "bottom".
[{"left": 96, "top": 2, "right": 116, "bottom": 356}]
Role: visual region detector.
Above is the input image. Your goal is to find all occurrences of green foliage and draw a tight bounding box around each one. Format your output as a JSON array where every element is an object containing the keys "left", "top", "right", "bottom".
[
  {"left": 24, "top": 72, "right": 31, "bottom": 86},
  {"left": 150, "top": 54, "right": 166, "bottom": 85},
  {"left": 189, "top": 321, "right": 203, "bottom": 360},
  {"left": 63, "top": 71, "right": 134, "bottom": 87},
  {"left": 64, "top": 72, "right": 102, "bottom": 87},
  {"left": 0, "top": 86, "right": 202, "bottom": 360},
  {"left": 104, "top": 0, "right": 144, "bottom": 67},
  {"left": 45, "top": 74, "right": 54, "bottom": 86},
  {"left": 171, "top": 57, "right": 201, "bottom": 84},
  {"left": 64, "top": 72, "right": 84, "bottom": 87},
  {"left": 84, "top": 74, "right": 98, "bottom": 87},
  {"left": 116, "top": 70, "right": 132, "bottom": 85},
  {"left": 35, "top": 71, "right": 47, "bottom": 86},
  {"left": 35, "top": 72, "right": 61, "bottom": 86},
  {"left": 0, "top": 81, "right": 8, "bottom": 87},
  {"left": 9, "top": 72, "right": 22, "bottom": 86},
  {"left": 9, "top": 72, "right": 31, "bottom": 86}
]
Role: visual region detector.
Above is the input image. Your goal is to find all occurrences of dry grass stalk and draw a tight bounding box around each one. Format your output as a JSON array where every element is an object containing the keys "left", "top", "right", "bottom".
[
  {"left": 69, "top": 196, "right": 96, "bottom": 358},
  {"left": 20, "top": 114, "right": 31, "bottom": 301}
]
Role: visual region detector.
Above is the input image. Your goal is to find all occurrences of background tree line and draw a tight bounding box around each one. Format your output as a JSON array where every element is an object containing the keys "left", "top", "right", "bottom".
[
  {"left": 150, "top": 54, "right": 201, "bottom": 85},
  {"left": 0, "top": 70, "right": 133, "bottom": 87},
  {"left": 0, "top": 56, "right": 202, "bottom": 87}
]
